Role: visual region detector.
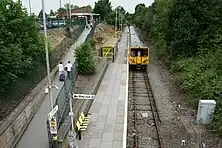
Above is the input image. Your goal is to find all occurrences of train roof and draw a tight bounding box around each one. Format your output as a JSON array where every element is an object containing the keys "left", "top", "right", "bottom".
[
  {"left": 130, "top": 34, "right": 144, "bottom": 47},
  {"left": 129, "top": 26, "right": 146, "bottom": 47},
  {"left": 101, "top": 38, "right": 118, "bottom": 48},
  {"left": 130, "top": 46, "right": 149, "bottom": 49}
]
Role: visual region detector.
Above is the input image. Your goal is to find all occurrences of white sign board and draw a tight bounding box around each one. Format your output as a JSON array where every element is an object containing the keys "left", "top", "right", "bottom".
[
  {"left": 73, "top": 94, "right": 95, "bottom": 100},
  {"left": 49, "top": 116, "right": 57, "bottom": 134},
  {"left": 48, "top": 105, "right": 58, "bottom": 120}
]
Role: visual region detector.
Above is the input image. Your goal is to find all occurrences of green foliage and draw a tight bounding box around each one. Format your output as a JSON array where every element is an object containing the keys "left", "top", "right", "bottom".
[
  {"left": 57, "top": 7, "right": 67, "bottom": 15},
  {"left": 49, "top": 9, "right": 55, "bottom": 16},
  {"left": 93, "top": 0, "right": 112, "bottom": 21},
  {"left": 0, "top": 0, "right": 45, "bottom": 95},
  {"left": 38, "top": 9, "right": 48, "bottom": 18},
  {"left": 131, "top": 0, "right": 222, "bottom": 135},
  {"left": 93, "top": 0, "right": 127, "bottom": 28},
  {"left": 75, "top": 39, "right": 96, "bottom": 74}
]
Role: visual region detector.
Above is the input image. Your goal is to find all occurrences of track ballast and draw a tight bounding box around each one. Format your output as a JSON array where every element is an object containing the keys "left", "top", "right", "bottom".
[{"left": 127, "top": 69, "right": 163, "bottom": 148}]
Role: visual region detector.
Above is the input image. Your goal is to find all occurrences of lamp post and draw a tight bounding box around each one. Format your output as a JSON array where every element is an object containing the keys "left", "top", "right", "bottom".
[
  {"left": 69, "top": 0, "right": 71, "bottom": 25},
  {"left": 41, "top": 0, "right": 53, "bottom": 110},
  {"left": 29, "top": 0, "right": 32, "bottom": 15},
  {"left": 115, "top": 6, "right": 121, "bottom": 38},
  {"left": 118, "top": 6, "right": 121, "bottom": 31},
  {"left": 121, "top": 14, "right": 123, "bottom": 32}
]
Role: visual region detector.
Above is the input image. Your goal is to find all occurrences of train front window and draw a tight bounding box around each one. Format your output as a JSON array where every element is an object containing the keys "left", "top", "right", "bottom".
[
  {"left": 131, "top": 48, "right": 137, "bottom": 57},
  {"left": 131, "top": 48, "right": 148, "bottom": 57},
  {"left": 143, "top": 49, "right": 148, "bottom": 56}
]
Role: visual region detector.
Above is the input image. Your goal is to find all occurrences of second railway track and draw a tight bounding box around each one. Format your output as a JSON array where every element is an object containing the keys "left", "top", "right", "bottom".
[{"left": 127, "top": 69, "right": 163, "bottom": 148}]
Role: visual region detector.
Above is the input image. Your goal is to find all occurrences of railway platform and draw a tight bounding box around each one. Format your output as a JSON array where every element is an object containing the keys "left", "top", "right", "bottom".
[{"left": 78, "top": 28, "right": 129, "bottom": 148}]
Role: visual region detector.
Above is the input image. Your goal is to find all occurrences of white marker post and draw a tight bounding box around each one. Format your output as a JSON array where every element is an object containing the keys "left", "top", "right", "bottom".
[{"left": 68, "top": 93, "right": 79, "bottom": 148}]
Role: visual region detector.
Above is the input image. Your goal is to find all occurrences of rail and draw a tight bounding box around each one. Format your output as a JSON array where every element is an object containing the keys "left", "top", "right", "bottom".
[{"left": 128, "top": 69, "right": 163, "bottom": 148}]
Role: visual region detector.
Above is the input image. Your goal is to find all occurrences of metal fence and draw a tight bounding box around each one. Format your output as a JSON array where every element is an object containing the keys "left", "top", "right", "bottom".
[
  {"left": 85, "top": 24, "right": 96, "bottom": 42},
  {"left": 54, "top": 24, "right": 97, "bottom": 128},
  {"left": 54, "top": 62, "right": 78, "bottom": 127}
]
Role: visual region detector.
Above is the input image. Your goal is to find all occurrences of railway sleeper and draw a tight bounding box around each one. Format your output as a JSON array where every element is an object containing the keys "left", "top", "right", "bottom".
[
  {"left": 128, "top": 104, "right": 151, "bottom": 109},
  {"left": 134, "top": 100, "right": 150, "bottom": 105},
  {"left": 129, "top": 86, "right": 146, "bottom": 89},
  {"left": 131, "top": 94, "right": 149, "bottom": 97}
]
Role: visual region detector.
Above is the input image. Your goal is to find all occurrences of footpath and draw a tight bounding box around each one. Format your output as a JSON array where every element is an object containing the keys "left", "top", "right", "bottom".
[
  {"left": 77, "top": 28, "right": 129, "bottom": 148},
  {"left": 15, "top": 28, "right": 91, "bottom": 148}
]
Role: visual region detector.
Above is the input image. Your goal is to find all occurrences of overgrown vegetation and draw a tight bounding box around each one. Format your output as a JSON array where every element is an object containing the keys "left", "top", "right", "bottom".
[
  {"left": 0, "top": 0, "right": 84, "bottom": 119},
  {"left": 0, "top": 1, "right": 45, "bottom": 96},
  {"left": 93, "top": 0, "right": 126, "bottom": 29},
  {"left": 131, "top": 0, "right": 222, "bottom": 135},
  {"left": 75, "top": 39, "right": 96, "bottom": 74}
]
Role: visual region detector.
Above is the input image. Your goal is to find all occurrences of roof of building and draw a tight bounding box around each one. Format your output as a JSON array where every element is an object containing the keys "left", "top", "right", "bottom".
[
  {"left": 59, "top": 6, "right": 99, "bottom": 18},
  {"left": 71, "top": 6, "right": 92, "bottom": 13}
]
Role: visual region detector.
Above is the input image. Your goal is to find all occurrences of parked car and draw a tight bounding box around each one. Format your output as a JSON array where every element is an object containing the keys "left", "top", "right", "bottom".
[
  {"left": 52, "top": 21, "right": 67, "bottom": 28},
  {"left": 38, "top": 22, "right": 52, "bottom": 30}
]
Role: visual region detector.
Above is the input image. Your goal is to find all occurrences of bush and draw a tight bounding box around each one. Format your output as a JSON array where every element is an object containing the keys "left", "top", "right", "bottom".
[{"left": 75, "top": 39, "right": 96, "bottom": 74}]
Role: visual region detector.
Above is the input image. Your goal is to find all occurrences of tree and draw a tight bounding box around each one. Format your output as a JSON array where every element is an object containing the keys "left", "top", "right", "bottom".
[
  {"left": 131, "top": 0, "right": 222, "bottom": 136},
  {"left": 0, "top": 0, "right": 45, "bottom": 94},
  {"left": 57, "top": 7, "right": 66, "bottom": 15},
  {"left": 93, "top": 0, "right": 112, "bottom": 21},
  {"left": 75, "top": 40, "right": 95, "bottom": 74},
  {"left": 38, "top": 9, "right": 48, "bottom": 18},
  {"left": 49, "top": 9, "right": 55, "bottom": 16}
]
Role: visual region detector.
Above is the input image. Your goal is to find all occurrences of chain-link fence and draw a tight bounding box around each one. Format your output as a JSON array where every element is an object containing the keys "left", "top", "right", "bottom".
[
  {"left": 54, "top": 24, "right": 97, "bottom": 128},
  {"left": 38, "top": 18, "right": 87, "bottom": 30},
  {"left": 54, "top": 62, "right": 78, "bottom": 127},
  {"left": 85, "top": 24, "right": 96, "bottom": 42}
]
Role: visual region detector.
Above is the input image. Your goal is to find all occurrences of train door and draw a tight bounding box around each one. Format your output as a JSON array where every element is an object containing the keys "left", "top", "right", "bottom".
[
  {"left": 130, "top": 48, "right": 137, "bottom": 65},
  {"left": 136, "top": 50, "right": 142, "bottom": 65}
]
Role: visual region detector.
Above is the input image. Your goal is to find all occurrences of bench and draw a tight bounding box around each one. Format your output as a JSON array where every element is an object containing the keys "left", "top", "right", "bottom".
[{"left": 76, "top": 112, "right": 90, "bottom": 140}]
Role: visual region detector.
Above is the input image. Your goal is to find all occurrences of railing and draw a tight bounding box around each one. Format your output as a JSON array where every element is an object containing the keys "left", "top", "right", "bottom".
[
  {"left": 85, "top": 23, "right": 96, "bottom": 42},
  {"left": 54, "top": 62, "right": 78, "bottom": 127},
  {"left": 55, "top": 24, "right": 97, "bottom": 128}
]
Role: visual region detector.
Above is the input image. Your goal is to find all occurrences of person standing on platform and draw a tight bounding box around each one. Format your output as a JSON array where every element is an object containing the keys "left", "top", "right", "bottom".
[{"left": 65, "top": 61, "right": 72, "bottom": 79}]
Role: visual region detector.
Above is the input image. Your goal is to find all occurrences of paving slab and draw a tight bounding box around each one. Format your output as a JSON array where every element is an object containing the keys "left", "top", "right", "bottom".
[{"left": 78, "top": 28, "right": 129, "bottom": 148}]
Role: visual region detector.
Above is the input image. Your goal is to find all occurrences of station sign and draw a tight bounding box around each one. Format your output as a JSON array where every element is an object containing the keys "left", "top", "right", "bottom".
[
  {"left": 102, "top": 47, "right": 113, "bottom": 57},
  {"left": 73, "top": 94, "right": 95, "bottom": 100},
  {"left": 49, "top": 116, "right": 57, "bottom": 134}
]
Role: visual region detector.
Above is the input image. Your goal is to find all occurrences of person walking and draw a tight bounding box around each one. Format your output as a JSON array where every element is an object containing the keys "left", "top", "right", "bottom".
[
  {"left": 58, "top": 62, "right": 65, "bottom": 81},
  {"left": 65, "top": 61, "right": 72, "bottom": 79},
  {"left": 58, "top": 62, "right": 64, "bottom": 76}
]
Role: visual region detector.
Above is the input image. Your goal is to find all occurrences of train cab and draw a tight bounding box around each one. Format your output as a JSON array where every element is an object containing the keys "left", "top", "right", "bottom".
[{"left": 129, "top": 47, "right": 149, "bottom": 69}]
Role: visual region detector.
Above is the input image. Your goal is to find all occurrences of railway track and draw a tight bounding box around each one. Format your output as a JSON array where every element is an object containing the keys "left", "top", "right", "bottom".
[{"left": 127, "top": 69, "right": 163, "bottom": 148}]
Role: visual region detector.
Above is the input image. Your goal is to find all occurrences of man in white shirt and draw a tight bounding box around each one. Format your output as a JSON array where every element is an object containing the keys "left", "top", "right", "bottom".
[
  {"left": 58, "top": 62, "right": 64, "bottom": 76},
  {"left": 65, "top": 61, "right": 72, "bottom": 79}
]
